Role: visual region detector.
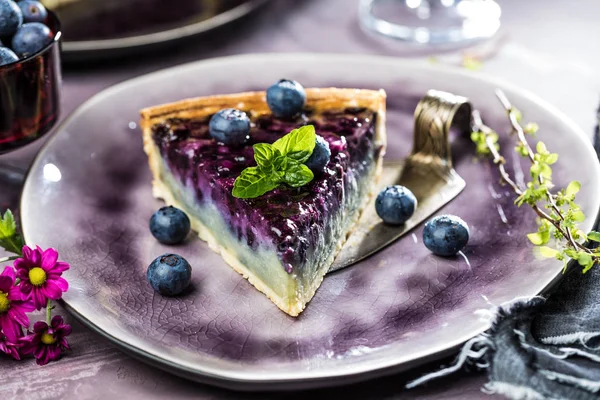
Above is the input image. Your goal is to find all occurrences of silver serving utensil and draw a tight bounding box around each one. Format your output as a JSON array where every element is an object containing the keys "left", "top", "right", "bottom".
[{"left": 329, "top": 90, "right": 473, "bottom": 273}]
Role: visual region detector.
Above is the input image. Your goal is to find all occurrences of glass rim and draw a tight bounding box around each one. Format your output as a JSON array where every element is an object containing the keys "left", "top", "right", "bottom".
[{"left": 0, "top": 10, "right": 62, "bottom": 71}]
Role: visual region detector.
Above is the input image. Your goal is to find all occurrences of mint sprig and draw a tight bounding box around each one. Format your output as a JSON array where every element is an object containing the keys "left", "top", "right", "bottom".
[
  {"left": 0, "top": 209, "right": 24, "bottom": 255},
  {"left": 232, "top": 125, "right": 317, "bottom": 199}
]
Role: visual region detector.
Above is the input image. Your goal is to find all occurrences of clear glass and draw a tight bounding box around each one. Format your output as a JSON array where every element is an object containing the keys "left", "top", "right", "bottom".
[
  {"left": 0, "top": 12, "right": 62, "bottom": 188},
  {"left": 358, "top": 0, "right": 501, "bottom": 45}
]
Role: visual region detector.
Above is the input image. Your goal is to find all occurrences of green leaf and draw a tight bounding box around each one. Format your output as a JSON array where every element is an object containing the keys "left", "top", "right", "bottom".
[
  {"left": 587, "top": 231, "right": 600, "bottom": 242},
  {"left": 0, "top": 210, "right": 23, "bottom": 255},
  {"left": 527, "top": 232, "right": 545, "bottom": 245},
  {"left": 539, "top": 246, "right": 560, "bottom": 258},
  {"left": 253, "top": 143, "right": 279, "bottom": 167},
  {"left": 524, "top": 122, "right": 539, "bottom": 135},
  {"left": 282, "top": 161, "right": 314, "bottom": 188},
  {"left": 545, "top": 153, "right": 559, "bottom": 165},
  {"left": 566, "top": 181, "right": 581, "bottom": 197},
  {"left": 577, "top": 252, "right": 593, "bottom": 267},
  {"left": 232, "top": 167, "right": 279, "bottom": 199},
  {"left": 536, "top": 141, "right": 548, "bottom": 154},
  {"left": 572, "top": 210, "right": 585, "bottom": 222},
  {"left": 272, "top": 125, "right": 317, "bottom": 163}
]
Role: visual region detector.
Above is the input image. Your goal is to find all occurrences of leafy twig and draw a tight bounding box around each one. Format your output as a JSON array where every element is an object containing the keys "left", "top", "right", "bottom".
[{"left": 471, "top": 90, "right": 599, "bottom": 273}]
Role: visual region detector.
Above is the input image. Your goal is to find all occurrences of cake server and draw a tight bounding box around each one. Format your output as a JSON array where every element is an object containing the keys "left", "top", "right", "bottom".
[{"left": 329, "top": 90, "right": 473, "bottom": 273}]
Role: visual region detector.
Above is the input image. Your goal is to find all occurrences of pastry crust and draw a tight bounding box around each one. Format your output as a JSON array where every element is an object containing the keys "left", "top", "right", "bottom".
[{"left": 140, "top": 88, "right": 387, "bottom": 316}]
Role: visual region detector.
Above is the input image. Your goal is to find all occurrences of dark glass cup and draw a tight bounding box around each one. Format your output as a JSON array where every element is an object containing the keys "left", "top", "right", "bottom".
[{"left": 0, "top": 11, "right": 62, "bottom": 155}]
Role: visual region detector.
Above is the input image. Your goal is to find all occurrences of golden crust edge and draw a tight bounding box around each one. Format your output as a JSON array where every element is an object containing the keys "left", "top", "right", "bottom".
[
  {"left": 140, "top": 89, "right": 387, "bottom": 317},
  {"left": 140, "top": 88, "right": 386, "bottom": 129}
]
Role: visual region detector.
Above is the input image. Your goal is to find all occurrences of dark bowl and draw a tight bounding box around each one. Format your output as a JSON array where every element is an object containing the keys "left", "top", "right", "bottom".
[{"left": 0, "top": 11, "right": 62, "bottom": 155}]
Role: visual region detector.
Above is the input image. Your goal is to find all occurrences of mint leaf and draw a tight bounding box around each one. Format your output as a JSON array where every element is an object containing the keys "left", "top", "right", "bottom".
[
  {"left": 233, "top": 125, "right": 318, "bottom": 199},
  {"left": 272, "top": 125, "right": 316, "bottom": 163},
  {"left": 232, "top": 167, "right": 279, "bottom": 199},
  {"left": 0, "top": 209, "right": 24, "bottom": 256},
  {"left": 253, "top": 143, "right": 279, "bottom": 168},
  {"left": 282, "top": 161, "right": 314, "bottom": 188}
]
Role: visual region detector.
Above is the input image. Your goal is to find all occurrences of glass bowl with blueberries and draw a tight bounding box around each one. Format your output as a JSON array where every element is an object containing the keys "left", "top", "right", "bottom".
[{"left": 0, "top": 0, "right": 62, "bottom": 156}]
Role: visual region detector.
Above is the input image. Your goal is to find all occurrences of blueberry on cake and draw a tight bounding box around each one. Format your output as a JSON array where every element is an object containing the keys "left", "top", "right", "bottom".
[{"left": 140, "top": 81, "right": 386, "bottom": 316}]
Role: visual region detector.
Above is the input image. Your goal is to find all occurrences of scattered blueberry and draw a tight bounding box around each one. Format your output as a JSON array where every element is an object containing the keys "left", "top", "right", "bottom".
[
  {"left": 209, "top": 108, "right": 251, "bottom": 146},
  {"left": 11, "top": 22, "right": 53, "bottom": 58},
  {"left": 147, "top": 254, "right": 192, "bottom": 296},
  {"left": 149, "top": 206, "right": 191, "bottom": 245},
  {"left": 423, "top": 215, "right": 470, "bottom": 256},
  {"left": 0, "top": 47, "right": 18, "bottom": 66},
  {"left": 266, "top": 79, "right": 306, "bottom": 119},
  {"left": 0, "top": 0, "right": 23, "bottom": 37},
  {"left": 18, "top": 1, "right": 47, "bottom": 23},
  {"left": 375, "top": 185, "right": 417, "bottom": 225},
  {"left": 305, "top": 135, "right": 331, "bottom": 173}
]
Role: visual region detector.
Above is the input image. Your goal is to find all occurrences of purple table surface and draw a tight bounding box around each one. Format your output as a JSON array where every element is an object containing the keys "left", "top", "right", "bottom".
[{"left": 1, "top": 0, "right": 599, "bottom": 398}]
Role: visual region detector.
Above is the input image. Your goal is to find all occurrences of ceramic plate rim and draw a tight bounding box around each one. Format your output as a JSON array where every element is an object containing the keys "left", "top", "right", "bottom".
[{"left": 20, "top": 53, "right": 600, "bottom": 389}]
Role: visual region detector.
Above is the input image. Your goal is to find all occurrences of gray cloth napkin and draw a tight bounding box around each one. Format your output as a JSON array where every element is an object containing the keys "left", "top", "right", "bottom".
[{"left": 406, "top": 120, "right": 600, "bottom": 400}]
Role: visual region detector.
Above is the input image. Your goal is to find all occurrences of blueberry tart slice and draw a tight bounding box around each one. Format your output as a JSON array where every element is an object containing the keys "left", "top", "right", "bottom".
[{"left": 140, "top": 88, "right": 387, "bottom": 316}]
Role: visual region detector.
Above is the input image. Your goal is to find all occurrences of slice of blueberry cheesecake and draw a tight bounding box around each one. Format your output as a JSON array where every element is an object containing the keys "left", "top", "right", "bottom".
[{"left": 140, "top": 82, "right": 386, "bottom": 316}]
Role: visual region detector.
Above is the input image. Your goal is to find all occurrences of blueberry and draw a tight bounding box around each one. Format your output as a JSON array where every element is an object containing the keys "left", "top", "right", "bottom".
[
  {"left": 150, "top": 206, "right": 191, "bottom": 245},
  {"left": 305, "top": 135, "right": 331, "bottom": 173},
  {"left": 17, "top": 1, "right": 47, "bottom": 23},
  {"left": 0, "top": 0, "right": 23, "bottom": 37},
  {"left": 423, "top": 215, "right": 470, "bottom": 256},
  {"left": 147, "top": 254, "right": 192, "bottom": 296},
  {"left": 209, "top": 108, "right": 251, "bottom": 146},
  {"left": 0, "top": 47, "right": 18, "bottom": 66},
  {"left": 11, "top": 22, "right": 53, "bottom": 58},
  {"left": 266, "top": 79, "right": 306, "bottom": 119},
  {"left": 375, "top": 185, "right": 417, "bottom": 225}
]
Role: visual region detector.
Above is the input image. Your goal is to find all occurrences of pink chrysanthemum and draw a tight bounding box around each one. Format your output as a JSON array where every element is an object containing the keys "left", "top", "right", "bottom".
[
  {"left": 0, "top": 327, "right": 22, "bottom": 360},
  {"left": 20, "top": 316, "right": 71, "bottom": 365},
  {"left": 0, "top": 266, "right": 34, "bottom": 342},
  {"left": 14, "top": 246, "right": 69, "bottom": 310}
]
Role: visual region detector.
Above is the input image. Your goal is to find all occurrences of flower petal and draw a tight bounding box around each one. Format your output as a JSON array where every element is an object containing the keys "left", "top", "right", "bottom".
[
  {"left": 21, "top": 245, "right": 33, "bottom": 260},
  {"left": 43, "top": 281, "right": 64, "bottom": 300},
  {"left": 51, "top": 277, "right": 69, "bottom": 292},
  {"left": 0, "top": 276, "right": 12, "bottom": 293},
  {"left": 29, "top": 248, "right": 41, "bottom": 268},
  {"left": 41, "top": 248, "right": 59, "bottom": 271},
  {"left": 0, "top": 266, "right": 15, "bottom": 281},
  {"left": 33, "top": 290, "right": 47, "bottom": 310},
  {"left": 33, "top": 321, "right": 48, "bottom": 333},
  {"left": 7, "top": 308, "right": 30, "bottom": 328},
  {"left": 50, "top": 315, "right": 64, "bottom": 329},
  {"left": 0, "top": 316, "right": 23, "bottom": 342},
  {"left": 48, "top": 261, "right": 70, "bottom": 275}
]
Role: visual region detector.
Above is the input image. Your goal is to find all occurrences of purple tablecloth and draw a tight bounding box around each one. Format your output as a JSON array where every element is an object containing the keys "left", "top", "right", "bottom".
[{"left": 1, "top": 0, "right": 599, "bottom": 398}]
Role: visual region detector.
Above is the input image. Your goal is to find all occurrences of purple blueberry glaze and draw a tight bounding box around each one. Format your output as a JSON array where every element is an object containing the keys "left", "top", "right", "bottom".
[{"left": 152, "top": 107, "right": 380, "bottom": 274}]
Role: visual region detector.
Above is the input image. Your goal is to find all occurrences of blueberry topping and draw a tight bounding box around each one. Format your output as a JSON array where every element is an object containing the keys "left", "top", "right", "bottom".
[
  {"left": 266, "top": 79, "right": 307, "bottom": 119},
  {"left": 0, "top": 47, "right": 18, "bottom": 66},
  {"left": 305, "top": 135, "right": 331, "bottom": 173},
  {"left": 11, "top": 22, "right": 53, "bottom": 58},
  {"left": 209, "top": 108, "right": 251, "bottom": 146},
  {"left": 147, "top": 254, "right": 192, "bottom": 296},
  {"left": 423, "top": 215, "right": 470, "bottom": 256},
  {"left": 149, "top": 206, "right": 191, "bottom": 245},
  {"left": 0, "top": 0, "right": 23, "bottom": 37},
  {"left": 17, "top": 1, "right": 47, "bottom": 23},
  {"left": 375, "top": 185, "right": 417, "bottom": 225}
]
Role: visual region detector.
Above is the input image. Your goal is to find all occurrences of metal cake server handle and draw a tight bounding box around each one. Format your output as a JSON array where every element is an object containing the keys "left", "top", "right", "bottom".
[{"left": 328, "top": 90, "right": 473, "bottom": 273}]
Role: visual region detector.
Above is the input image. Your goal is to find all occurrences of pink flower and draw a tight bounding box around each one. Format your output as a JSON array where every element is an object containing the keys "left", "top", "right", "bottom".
[
  {"left": 0, "top": 328, "right": 22, "bottom": 360},
  {"left": 20, "top": 316, "right": 71, "bottom": 365},
  {"left": 14, "top": 246, "right": 69, "bottom": 310},
  {"left": 0, "top": 266, "right": 34, "bottom": 342}
]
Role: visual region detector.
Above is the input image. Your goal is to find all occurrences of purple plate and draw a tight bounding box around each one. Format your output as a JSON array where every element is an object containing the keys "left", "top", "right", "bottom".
[{"left": 20, "top": 54, "right": 600, "bottom": 390}]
